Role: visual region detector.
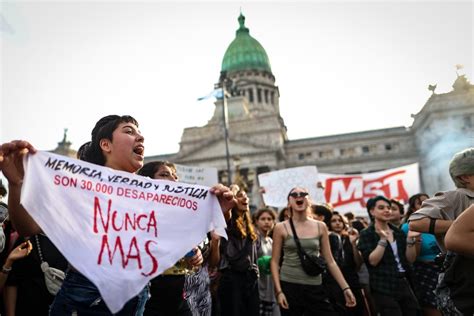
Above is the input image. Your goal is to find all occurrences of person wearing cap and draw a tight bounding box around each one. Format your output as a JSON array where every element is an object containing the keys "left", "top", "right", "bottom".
[{"left": 409, "top": 147, "right": 474, "bottom": 252}]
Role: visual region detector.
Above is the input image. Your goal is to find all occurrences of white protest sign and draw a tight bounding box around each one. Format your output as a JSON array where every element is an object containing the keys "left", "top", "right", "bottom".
[
  {"left": 20, "top": 151, "right": 226, "bottom": 313},
  {"left": 175, "top": 164, "right": 218, "bottom": 186},
  {"left": 319, "top": 163, "right": 420, "bottom": 216},
  {"left": 258, "top": 166, "right": 323, "bottom": 207}
]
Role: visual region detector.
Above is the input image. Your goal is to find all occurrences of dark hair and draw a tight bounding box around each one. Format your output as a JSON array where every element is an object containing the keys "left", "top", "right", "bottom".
[
  {"left": 311, "top": 204, "right": 333, "bottom": 227},
  {"left": 138, "top": 161, "right": 176, "bottom": 178},
  {"left": 278, "top": 207, "right": 289, "bottom": 222},
  {"left": 351, "top": 219, "right": 367, "bottom": 232},
  {"left": 390, "top": 199, "right": 404, "bottom": 215},
  {"left": 79, "top": 115, "right": 139, "bottom": 166},
  {"left": 404, "top": 193, "right": 429, "bottom": 223},
  {"left": 366, "top": 195, "right": 390, "bottom": 220},
  {"left": 230, "top": 185, "right": 258, "bottom": 241},
  {"left": 254, "top": 207, "right": 277, "bottom": 222},
  {"left": 329, "top": 211, "right": 347, "bottom": 232},
  {"left": 344, "top": 211, "right": 355, "bottom": 221}
]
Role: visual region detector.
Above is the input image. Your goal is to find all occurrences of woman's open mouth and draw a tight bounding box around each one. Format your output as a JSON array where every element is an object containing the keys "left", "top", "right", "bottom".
[
  {"left": 296, "top": 200, "right": 304, "bottom": 206},
  {"left": 133, "top": 145, "right": 145, "bottom": 158}
]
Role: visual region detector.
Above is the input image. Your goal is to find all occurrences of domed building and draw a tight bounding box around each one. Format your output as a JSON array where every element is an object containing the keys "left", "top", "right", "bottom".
[{"left": 146, "top": 13, "right": 474, "bottom": 208}]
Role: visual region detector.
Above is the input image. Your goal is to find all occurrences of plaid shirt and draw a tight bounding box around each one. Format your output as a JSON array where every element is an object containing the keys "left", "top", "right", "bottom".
[{"left": 357, "top": 224, "right": 411, "bottom": 296}]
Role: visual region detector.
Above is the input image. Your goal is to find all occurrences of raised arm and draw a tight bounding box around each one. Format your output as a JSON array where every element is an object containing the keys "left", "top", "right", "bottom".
[
  {"left": 0, "top": 141, "right": 41, "bottom": 236},
  {"left": 366, "top": 228, "right": 388, "bottom": 267},
  {"left": 209, "top": 184, "right": 235, "bottom": 221},
  {"left": 348, "top": 228, "right": 363, "bottom": 270}
]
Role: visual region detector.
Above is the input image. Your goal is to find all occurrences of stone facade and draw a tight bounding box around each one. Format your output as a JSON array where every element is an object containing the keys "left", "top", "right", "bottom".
[{"left": 145, "top": 15, "right": 474, "bottom": 209}]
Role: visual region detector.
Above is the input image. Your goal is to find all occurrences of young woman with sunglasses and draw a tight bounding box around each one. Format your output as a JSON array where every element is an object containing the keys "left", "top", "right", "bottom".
[
  {"left": 0, "top": 115, "right": 235, "bottom": 315},
  {"left": 270, "top": 187, "right": 356, "bottom": 315}
]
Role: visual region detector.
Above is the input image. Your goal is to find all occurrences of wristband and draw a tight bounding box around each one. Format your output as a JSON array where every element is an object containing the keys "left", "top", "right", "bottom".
[
  {"left": 429, "top": 218, "right": 437, "bottom": 235},
  {"left": 378, "top": 239, "right": 388, "bottom": 247},
  {"left": 407, "top": 238, "right": 416, "bottom": 246},
  {"left": 1, "top": 266, "right": 12, "bottom": 274},
  {"left": 342, "top": 287, "right": 350, "bottom": 292},
  {"left": 276, "top": 291, "right": 283, "bottom": 297}
]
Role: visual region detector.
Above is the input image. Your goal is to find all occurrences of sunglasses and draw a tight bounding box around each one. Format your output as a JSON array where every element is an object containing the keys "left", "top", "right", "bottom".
[{"left": 289, "top": 192, "right": 309, "bottom": 198}]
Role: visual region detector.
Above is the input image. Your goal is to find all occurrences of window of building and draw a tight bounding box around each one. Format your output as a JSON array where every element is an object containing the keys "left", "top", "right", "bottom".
[
  {"left": 362, "top": 146, "right": 369, "bottom": 154},
  {"left": 218, "top": 170, "right": 228, "bottom": 184},
  {"left": 298, "top": 152, "right": 312, "bottom": 160},
  {"left": 385, "top": 144, "right": 392, "bottom": 151},
  {"left": 256, "top": 166, "right": 270, "bottom": 175},
  {"left": 345, "top": 171, "right": 362, "bottom": 175},
  {"left": 248, "top": 89, "right": 254, "bottom": 102},
  {"left": 257, "top": 88, "right": 262, "bottom": 103},
  {"left": 264, "top": 90, "right": 269, "bottom": 103},
  {"left": 271, "top": 92, "right": 275, "bottom": 105}
]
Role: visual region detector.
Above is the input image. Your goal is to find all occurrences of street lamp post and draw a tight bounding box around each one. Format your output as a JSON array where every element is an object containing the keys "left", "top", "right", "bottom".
[{"left": 218, "top": 73, "right": 232, "bottom": 186}]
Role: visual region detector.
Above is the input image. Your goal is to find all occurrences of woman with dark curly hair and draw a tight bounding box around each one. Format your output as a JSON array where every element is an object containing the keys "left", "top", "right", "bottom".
[{"left": 0, "top": 115, "right": 150, "bottom": 315}]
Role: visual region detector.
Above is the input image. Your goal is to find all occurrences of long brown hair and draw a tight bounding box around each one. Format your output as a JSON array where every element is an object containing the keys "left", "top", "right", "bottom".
[{"left": 231, "top": 185, "right": 258, "bottom": 241}]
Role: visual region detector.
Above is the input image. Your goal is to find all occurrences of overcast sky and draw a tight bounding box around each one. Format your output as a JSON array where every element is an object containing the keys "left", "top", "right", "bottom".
[{"left": 1, "top": 1, "right": 473, "bottom": 157}]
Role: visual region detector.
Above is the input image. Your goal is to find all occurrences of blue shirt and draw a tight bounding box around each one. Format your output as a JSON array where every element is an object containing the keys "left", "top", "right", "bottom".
[{"left": 401, "top": 223, "right": 440, "bottom": 261}]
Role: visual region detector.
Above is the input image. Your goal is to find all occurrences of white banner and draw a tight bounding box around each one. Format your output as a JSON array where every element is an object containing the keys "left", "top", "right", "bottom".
[
  {"left": 20, "top": 151, "right": 226, "bottom": 313},
  {"left": 258, "top": 166, "right": 324, "bottom": 207},
  {"left": 175, "top": 164, "right": 218, "bottom": 186},
  {"left": 319, "top": 163, "right": 420, "bottom": 217}
]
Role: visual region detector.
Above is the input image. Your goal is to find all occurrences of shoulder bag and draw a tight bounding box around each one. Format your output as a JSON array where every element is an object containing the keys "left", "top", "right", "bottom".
[{"left": 289, "top": 218, "right": 326, "bottom": 276}]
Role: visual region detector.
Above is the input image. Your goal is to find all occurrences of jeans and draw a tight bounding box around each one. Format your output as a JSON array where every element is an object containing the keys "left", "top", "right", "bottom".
[{"left": 50, "top": 270, "right": 149, "bottom": 316}]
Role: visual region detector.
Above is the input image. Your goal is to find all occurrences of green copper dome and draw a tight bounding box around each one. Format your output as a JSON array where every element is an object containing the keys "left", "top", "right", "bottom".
[{"left": 221, "top": 13, "right": 272, "bottom": 74}]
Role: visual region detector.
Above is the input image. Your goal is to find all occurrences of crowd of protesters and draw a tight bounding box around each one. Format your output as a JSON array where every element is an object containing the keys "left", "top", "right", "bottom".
[{"left": 0, "top": 114, "right": 473, "bottom": 316}]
